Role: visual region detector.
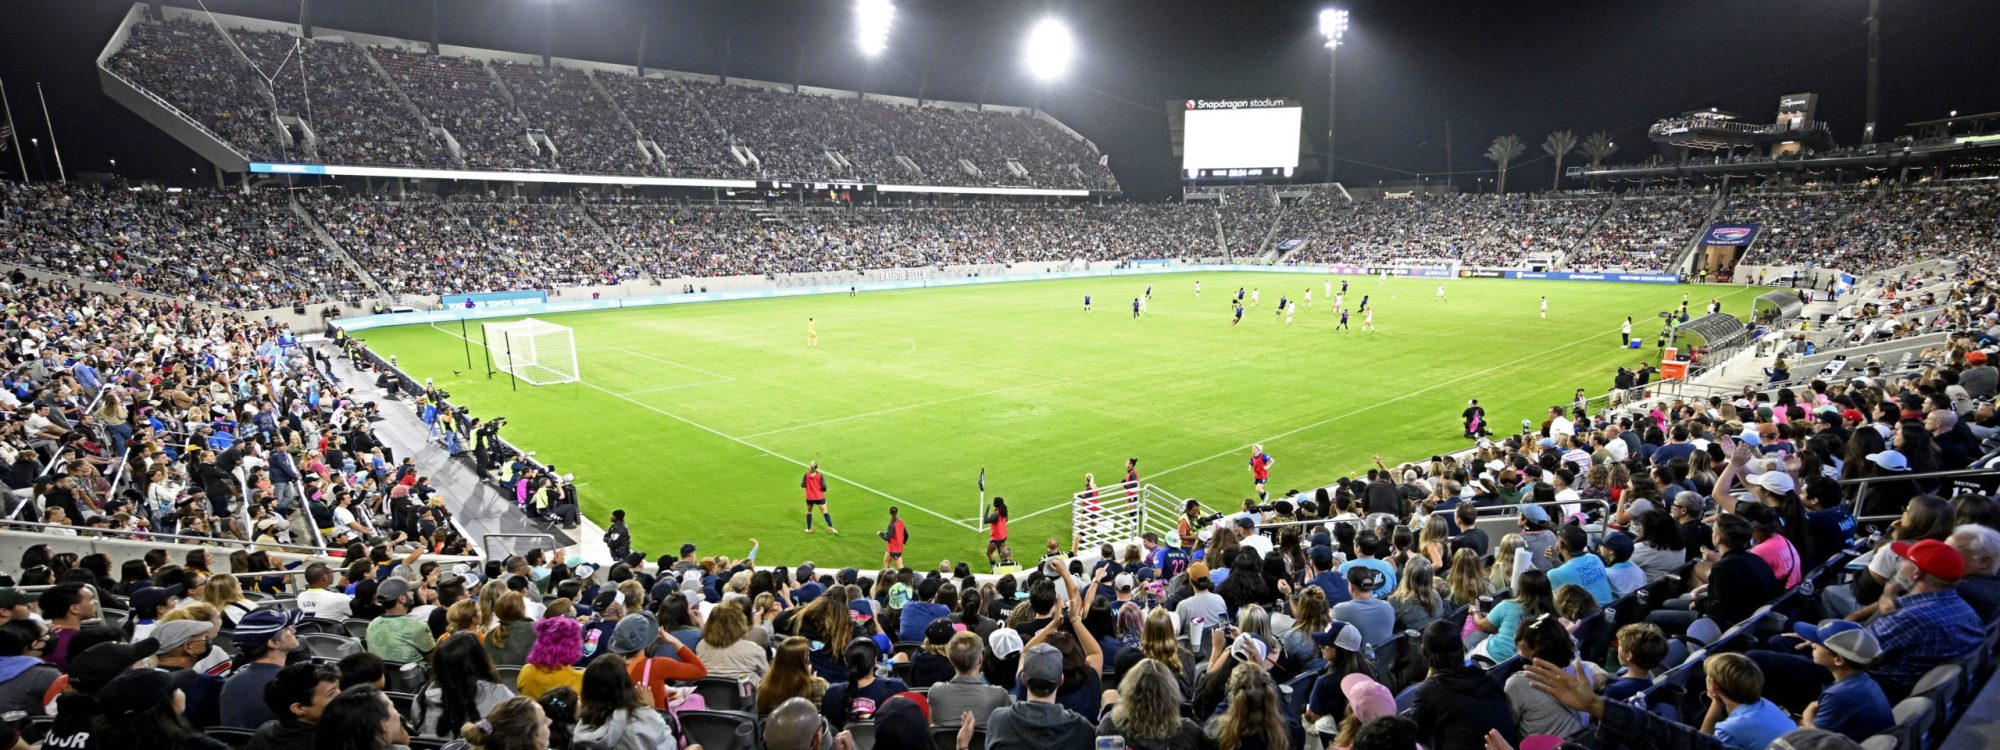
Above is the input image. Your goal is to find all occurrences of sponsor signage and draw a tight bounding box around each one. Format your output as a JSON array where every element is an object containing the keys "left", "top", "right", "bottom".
[
  {"left": 441, "top": 290, "right": 549, "bottom": 309},
  {"left": 1185, "top": 98, "right": 1295, "bottom": 110},
  {"left": 1460, "top": 269, "right": 1506, "bottom": 279},
  {"left": 1702, "top": 223, "right": 1761, "bottom": 246},
  {"left": 1504, "top": 271, "right": 1682, "bottom": 284}
]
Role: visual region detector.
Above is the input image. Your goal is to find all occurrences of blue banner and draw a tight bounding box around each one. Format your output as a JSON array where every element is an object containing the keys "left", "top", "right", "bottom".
[
  {"left": 1701, "top": 223, "right": 1761, "bottom": 246},
  {"left": 1505, "top": 271, "right": 1682, "bottom": 284},
  {"left": 441, "top": 290, "right": 550, "bottom": 310}
]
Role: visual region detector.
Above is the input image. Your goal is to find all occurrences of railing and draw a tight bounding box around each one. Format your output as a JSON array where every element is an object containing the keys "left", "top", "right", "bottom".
[
  {"left": 1844, "top": 466, "right": 2000, "bottom": 526},
  {"left": 0, "top": 518, "right": 334, "bottom": 556},
  {"left": 1072, "top": 481, "right": 1189, "bottom": 551}
]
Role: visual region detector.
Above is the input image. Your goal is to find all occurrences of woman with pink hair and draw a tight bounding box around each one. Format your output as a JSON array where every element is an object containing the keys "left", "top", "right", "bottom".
[{"left": 515, "top": 616, "right": 584, "bottom": 699}]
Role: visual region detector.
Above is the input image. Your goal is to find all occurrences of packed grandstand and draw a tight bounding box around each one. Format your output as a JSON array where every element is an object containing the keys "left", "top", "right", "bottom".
[{"left": 0, "top": 6, "right": 1999, "bottom": 750}]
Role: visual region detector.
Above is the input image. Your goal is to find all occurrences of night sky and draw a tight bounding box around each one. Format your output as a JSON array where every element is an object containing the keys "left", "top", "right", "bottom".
[{"left": 2, "top": 0, "right": 1998, "bottom": 200}]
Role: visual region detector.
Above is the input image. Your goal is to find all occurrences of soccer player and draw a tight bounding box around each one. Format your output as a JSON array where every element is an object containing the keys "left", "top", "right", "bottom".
[
  {"left": 1145, "top": 284, "right": 1153, "bottom": 300},
  {"left": 1303, "top": 288, "right": 1313, "bottom": 309},
  {"left": 1285, "top": 305, "right": 1295, "bottom": 325},
  {"left": 1324, "top": 280, "right": 1332, "bottom": 298},
  {"left": 1340, "top": 279, "right": 1349, "bottom": 296},
  {"left": 1336, "top": 307, "right": 1350, "bottom": 331},
  {"left": 1359, "top": 294, "right": 1371, "bottom": 310},
  {"left": 1236, "top": 287, "right": 1246, "bottom": 303},
  {"left": 1251, "top": 288, "right": 1261, "bottom": 307},
  {"left": 984, "top": 497, "right": 1010, "bottom": 569},
  {"left": 1621, "top": 316, "right": 1634, "bottom": 347},
  {"left": 1084, "top": 294, "right": 1093, "bottom": 312},
  {"left": 880, "top": 506, "right": 908, "bottom": 569},
  {"left": 1334, "top": 290, "right": 1345, "bottom": 309},
  {"left": 1540, "top": 296, "right": 1549, "bottom": 319},
  {"left": 1233, "top": 300, "right": 1245, "bottom": 325},
  {"left": 1195, "top": 280, "right": 1202, "bottom": 297},
  {"left": 1132, "top": 297, "right": 1141, "bottom": 319},
  {"left": 806, "top": 318, "right": 818, "bottom": 348},
  {"left": 1275, "top": 295, "right": 1288, "bottom": 316},
  {"left": 1363, "top": 305, "right": 1376, "bottom": 331},
  {"left": 1436, "top": 284, "right": 1447, "bottom": 301},
  {"left": 1248, "top": 444, "right": 1274, "bottom": 501},
  {"left": 1138, "top": 293, "right": 1148, "bottom": 313},
  {"left": 802, "top": 461, "right": 836, "bottom": 533}
]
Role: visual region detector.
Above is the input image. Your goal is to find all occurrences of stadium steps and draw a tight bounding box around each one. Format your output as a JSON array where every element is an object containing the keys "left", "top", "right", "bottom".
[
  {"left": 354, "top": 45, "right": 467, "bottom": 168},
  {"left": 1208, "top": 204, "right": 1229, "bottom": 261},
  {"left": 290, "top": 197, "right": 392, "bottom": 300},
  {"left": 1670, "top": 190, "right": 1729, "bottom": 275},
  {"left": 1554, "top": 201, "right": 1617, "bottom": 268}
]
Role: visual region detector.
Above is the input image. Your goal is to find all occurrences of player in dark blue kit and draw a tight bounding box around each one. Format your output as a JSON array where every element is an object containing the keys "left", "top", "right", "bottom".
[
  {"left": 1132, "top": 297, "right": 1141, "bottom": 318},
  {"left": 1232, "top": 301, "right": 1245, "bottom": 325},
  {"left": 1144, "top": 284, "right": 1153, "bottom": 300},
  {"left": 1337, "top": 307, "right": 1350, "bottom": 331},
  {"left": 1340, "top": 279, "right": 1349, "bottom": 295},
  {"left": 1359, "top": 294, "right": 1371, "bottom": 311},
  {"left": 1236, "top": 287, "right": 1246, "bottom": 302},
  {"left": 1084, "top": 294, "right": 1092, "bottom": 312},
  {"left": 1276, "top": 295, "right": 1288, "bottom": 317}
]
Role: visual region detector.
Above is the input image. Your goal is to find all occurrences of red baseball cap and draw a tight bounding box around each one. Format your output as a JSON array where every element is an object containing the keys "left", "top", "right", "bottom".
[
  {"left": 1891, "top": 539, "right": 1964, "bottom": 582},
  {"left": 1840, "top": 409, "right": 1865, "bottom": 424}
]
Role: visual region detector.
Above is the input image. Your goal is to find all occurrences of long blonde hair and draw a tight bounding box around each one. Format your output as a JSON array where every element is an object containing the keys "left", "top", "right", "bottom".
[
  {"left": 1111, "top": 659, "right": 1186, "bottom": 740},
  {"left": 200, "top": 574, "right": 249, "bottom": 611},
  {"left": 1139, "top": 607, "right": 1183, "bottom": 676},
  {"left": 1446, "top": 547, "right": 1492, "bottom": 606},
  {"left": 1418, "top": 515, "right": 1450, "bottom": 559},
  {"left": 1285, "top": 586, "right": 1331, "bottom": 634},
  {"left": 1490, "top": 534, "right": 1524, "bottom": 590},
  {"left": 1209, "top": 663, "right": 1286, "bottom": 750}
]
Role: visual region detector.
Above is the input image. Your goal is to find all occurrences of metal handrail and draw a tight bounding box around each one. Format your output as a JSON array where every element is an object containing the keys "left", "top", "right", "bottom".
[{"left": 1, "top": 518, "right": 332, "bottom": 555}]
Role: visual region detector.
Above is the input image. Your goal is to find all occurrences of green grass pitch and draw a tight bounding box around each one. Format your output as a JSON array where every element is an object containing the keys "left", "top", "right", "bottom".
[{"left": 355, "top": 272, "right": 1766, "bottom": 569}]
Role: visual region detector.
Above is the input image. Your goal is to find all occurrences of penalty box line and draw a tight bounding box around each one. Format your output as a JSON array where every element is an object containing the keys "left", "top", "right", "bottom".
[{"left": 574, "top": 379, "right": 983, "bottom": 533}]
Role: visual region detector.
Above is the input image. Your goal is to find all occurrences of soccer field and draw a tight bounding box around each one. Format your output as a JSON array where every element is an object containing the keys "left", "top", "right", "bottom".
[{"left": 355, "top": 272, "right": 1765, "bottom": 568}]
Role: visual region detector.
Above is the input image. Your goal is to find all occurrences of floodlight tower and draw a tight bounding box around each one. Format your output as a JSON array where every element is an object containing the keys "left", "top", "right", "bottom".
[
  {"left": 853, "top": 0, "right": 894, "bottom": 97},
  {"left": 1023, "top": 16, "right": 1074, "bottom": 115},
  {"left": 1320, "top": 8, "right": 1349, "bottom": 184}
]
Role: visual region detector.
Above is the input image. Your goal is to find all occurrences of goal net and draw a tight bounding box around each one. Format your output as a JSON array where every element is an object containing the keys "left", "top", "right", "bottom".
[{"left": 482, "top": 318, "right": 580, "bottom": 385}]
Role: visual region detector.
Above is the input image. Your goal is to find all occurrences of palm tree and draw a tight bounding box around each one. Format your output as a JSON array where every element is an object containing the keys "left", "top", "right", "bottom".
[
  {"left": 1543, "top": 130, "right": 1577, "bottom": 190},
  {"left": 1485, "top": 134, "right": 1525, "bottom": 194},
  {"left": 1580, "top": 130, "right": 1617, "bottom": 169}
]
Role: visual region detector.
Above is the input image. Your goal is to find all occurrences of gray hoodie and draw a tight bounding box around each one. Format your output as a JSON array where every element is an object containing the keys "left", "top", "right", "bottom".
[
  {"left": 986, "top": 699, "right": 1094, "bottom": 750},
  {"left": 572, "top": 707, "right": 671, "bottom": 750}
]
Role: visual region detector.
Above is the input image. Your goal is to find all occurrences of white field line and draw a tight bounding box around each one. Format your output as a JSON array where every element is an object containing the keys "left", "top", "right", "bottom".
[
  {"left": 572, "top": 379, "right": 981, "bottom": 532},
  {"left": 614, "top": 380, "right": 734, "bottom": 396},
  {"left": 594, "top": 345, "right": 739, "bottom": 383},
  {"left": 1006, "top": 324, "right": 1622, "bottom": 524}
]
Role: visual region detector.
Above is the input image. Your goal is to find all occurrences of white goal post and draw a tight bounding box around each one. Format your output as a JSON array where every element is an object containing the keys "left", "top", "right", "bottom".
[{"left": 482, "top": 318, "right": 580, "bottom": 386}]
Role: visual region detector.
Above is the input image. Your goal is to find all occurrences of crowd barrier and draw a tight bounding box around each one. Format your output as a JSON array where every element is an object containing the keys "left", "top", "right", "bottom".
[{"left": 335, "top": 263, "right": 1685, "bottom": 331}]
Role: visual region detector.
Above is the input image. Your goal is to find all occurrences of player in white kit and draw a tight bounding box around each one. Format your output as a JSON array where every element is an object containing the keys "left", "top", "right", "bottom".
[
  {"left": 1285, "top": 305, "right": 1295, "bottom": 324},
  {"left": 1362, "top": 306, "right": 1375, "bottom": 331},
  {"left": 1334, "top": 291, "right": 1344, "bottom": 309},
  {"left": 1195, "top": 280, "right": 1202, "bottom": 298},
  {"left": 1540, "top": 296, "right": 1549, "bottom": 319},
  {"left": 1436, "top": 284, "right": 1447, "bottom": 301},
  {"left": 1324, "top": 280, "right": 1332, "bottom": 298},
  {"left": 1251, "top": 288, "right": 1261, "bottom": 307},
  {"left": 1303, "top": 289, "right": 1313, "bottom": 309}
]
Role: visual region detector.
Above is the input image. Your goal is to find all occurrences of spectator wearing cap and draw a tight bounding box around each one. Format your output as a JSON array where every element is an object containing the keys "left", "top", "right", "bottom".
[
  {"left": 1513, "top": 503, "right": 1559, "bottom": 572},
  {"left": 1333, "top": 565, "right": 1395, "bottom": 648},
  {"left": 611, "top": 612, "right": 708, "bottom": 709},
  {"left": 1960, "top": 351, "right": 1996, "bottom": 400},
  {"left": 1757, "top": 538, "right": 1985, "bottom": 706},
  {"left": 1649, "top": 513, "right": 1779, "bottom": 636},
  {"left": 1305, "top": 545, "right": 1351, "bottom": 607},
  {"left": 1598, "top": 532, "right": 1646, "bottom": 599},
  {"left": 1546, "top": 524, "right": 1614, "bottom": 607},
  {"left": 1303, "top": 621, "right": 1373, "bottom": 738},
  {"left": 1789, "top": 621, "right": 1894, "bottom": 741},
  {"left": 926, "top": 630, "right": 1011, "bottom": 730},
  {"left": 90, "top": 668, "right": 230, "bottom": 750},
  {"left": 986, "top": 643, "right": 1094, "bottom": 750},
  {"left": 0, "top": 620, "right": 58, "bottom": 716},
  {"left": 364, "top": 577, "right": 436, "bottom": 665},
  {"left": 1947, "top": 524, "right": 2000, "bottom": 621},
  {"left": 907, "top": 618, "right": 960, "bottom": 688},
  {"left": 671, "top": 543, "right": 700, "bottom": 574},
  {"left": 152, "top": 619, "right": 225, "bottom": 726},
  {"left": 1234, "top": 516, "right": 1273, "bottom": 557},
  {"left": 246, "top": 663, "right": 340, "bottom": 750},
  {"left": 1173, "top": 563, "right": 1227, "bottom": 660},
  {"left": 129, "top": 583, "right": 187, "bottom": 640},
  {"left": 45, "top": 639, "right": 161, "bottom": 749},
  {"left": 219, "top": 609, "right": 305, "bottom": 729},
  {"left": 0, "top": 589, "right": 37, "bottom": 628}
]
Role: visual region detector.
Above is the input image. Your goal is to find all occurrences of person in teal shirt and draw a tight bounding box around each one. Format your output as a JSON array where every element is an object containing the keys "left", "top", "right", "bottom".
[
  {"left": 1546, "top": 525, "right": 1613, "bottom": 606},
  {"left": 1473, "top": 569, "right": 1554, "bottom": 663}
]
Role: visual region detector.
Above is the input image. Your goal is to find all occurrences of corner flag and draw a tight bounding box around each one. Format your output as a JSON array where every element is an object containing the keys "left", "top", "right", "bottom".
[{"left": 977, "top": 468, "right": 986, "bottom": 492}]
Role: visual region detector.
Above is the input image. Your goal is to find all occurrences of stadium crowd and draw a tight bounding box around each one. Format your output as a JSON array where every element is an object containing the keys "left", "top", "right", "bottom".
[
  {"left": 1567, "top": 194, "right": 1714, "bottom": 272},
  {"left": 3, "top": 272, "right": 1997, "bottom": 750},
  {"left": 107, "top": 18, "right": 1117, "bottom": 190}
]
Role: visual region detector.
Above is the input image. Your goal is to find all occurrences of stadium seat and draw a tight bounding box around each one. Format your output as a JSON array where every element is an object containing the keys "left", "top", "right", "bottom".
[
  {"left": 301, "top": 633, "right": 364, "bottom": 662},
  {"left": 203, "top": 726, "right": 258, "bottom": 749},
  {"left": 689, "top": 676, "right": 756, "bottom": 714},
  {"left": 847, "top": 719, "right": 876, "bottom": 750},
  {"left": 1885, "top": 696, "right": 1934, "bottom": 750},
  {"left": 495, "top": 665, "right": 523, "bottom": 690},
  {"left": 931, "top": 725, "right": 983, "bottom": 750},
  {"left": 676, "top": 709, "right": 756, "bottom": 750},
  {"left": 344, "top": 619, "right": 374, "bottom": 643},
  {"left": 1910, "top": 663, "right": 1962, "bottom": 741},
  {"left": 1858, "top": 735, "right": 1897, "bottom": 750}
]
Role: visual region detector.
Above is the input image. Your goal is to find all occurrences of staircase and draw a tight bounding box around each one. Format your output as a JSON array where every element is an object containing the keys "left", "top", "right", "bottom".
[
  {"left": 1671, "top": 191, "right": 1730, "bottom": 275},
  {"left": 292, "top": 197, "right": 390, "bottom": 299}
]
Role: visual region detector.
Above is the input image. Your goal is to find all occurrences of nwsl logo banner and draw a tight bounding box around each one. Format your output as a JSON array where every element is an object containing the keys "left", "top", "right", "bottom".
[{"left": 1703, "top": 224, "right": 1761, "bottom": 246}]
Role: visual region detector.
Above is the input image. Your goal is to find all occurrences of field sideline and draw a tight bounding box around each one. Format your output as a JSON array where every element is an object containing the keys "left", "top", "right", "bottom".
[{"left": 355, "top": 272, "right": 1767, "bottom": 567}]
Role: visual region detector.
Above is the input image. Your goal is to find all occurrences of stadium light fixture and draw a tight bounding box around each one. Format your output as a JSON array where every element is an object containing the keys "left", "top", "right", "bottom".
[
  {"left": 1023, "top": 17, "right": 1074, "bottom": 81},
  {"left": 1319, "top": 8, "right": 1349, "bottom": 48},
  {"left": 854, "top": 0, "right": 894, "bottom": 58}
]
